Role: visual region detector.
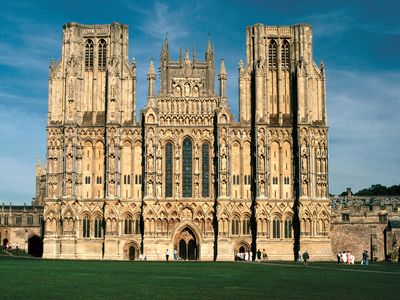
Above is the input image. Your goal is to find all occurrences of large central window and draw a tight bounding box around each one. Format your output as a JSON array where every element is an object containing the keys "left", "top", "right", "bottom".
[
  {"left": 165, "top": 142, "right": 173, "bottom": 197},
  {"left": 182, "top": 137, "right": 192, "bottom": 197}
]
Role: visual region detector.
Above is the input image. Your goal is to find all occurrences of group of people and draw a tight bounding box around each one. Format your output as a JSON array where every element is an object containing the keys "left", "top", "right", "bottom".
[
  {"left": 336, "top": 251, "right": 356, "bottom": 265},
  {"left": 165, "top": 249, "right": 183, "bottom": 261},
  {"left": 235, "top": 249, "right": 268, "bottom": 262}
]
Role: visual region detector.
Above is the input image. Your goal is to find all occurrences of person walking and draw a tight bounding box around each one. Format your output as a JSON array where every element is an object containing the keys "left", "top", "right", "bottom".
[
  {"left": 165, "top": 249, "right": 169, "bottom": 261},
  {"left": 302, "top": 251, "right": 310, "bottom": 267},
  {"left": 173, "top": 249, "right": 177, "bottom": 261}
]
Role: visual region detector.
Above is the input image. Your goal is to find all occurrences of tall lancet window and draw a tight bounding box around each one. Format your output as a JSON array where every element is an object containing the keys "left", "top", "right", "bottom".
[
  {"left": 201, "top": 142, "right": 210, "bottom": 197},
  {"left": 98, "top": 39, "right": 107, "bottom": 71},
  {"left": 165, "top": 142, "right": 173, "bottom": 197},
  {"left": 268, "top": 40, "right": 277, "bottom": 68},
  {"left": 281, "top": 40, "right": 290, "bottom": 68},
  {"left": 182, "top": 137, "right": 192, "bottom": 197},
  {"left": 85, "top": 39, "right": 94, "bottom": 70}
]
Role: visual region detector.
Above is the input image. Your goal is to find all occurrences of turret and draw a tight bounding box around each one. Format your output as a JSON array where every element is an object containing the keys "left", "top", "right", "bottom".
[
  {"left": 218, "top": 59, "right": 227, "bottom": 99},
  {"left": 147, "top": 59, "right": 156, "bottom": 97}
]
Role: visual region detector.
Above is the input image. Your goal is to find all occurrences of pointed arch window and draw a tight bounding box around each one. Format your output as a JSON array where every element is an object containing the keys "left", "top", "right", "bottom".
[
  {"left": 268, "top": 40, "right": 277, "bottom": 68},
  {"left": 94, "top": 218, "right": 102, "bottom": 238},
  {"left": 242, "top": 218, "right": 250, "bottom": 235},
  {"left": 182, "top": 137, "right": 192, "bottom": 197},
  {"left": 281, "top": 40, "right": 290, "bottom": 68},
  {"left": 284, "top": 218, "right": 292, "bottom": 238},
  {"left": 273, "top": 218, "right": 281, "bottom": 238},
  {"left": 98, "top": 39, "right": 107, "bottom": 71},
  {"left": 82, "top": 217, "right": 90, "bottom": 238},
  {"left": 231, "top": 218, "right": 239, "bottom": 235},
  {"left": 201, "top": 142, "right": 210, "bottom": 197},
  {"left": 124, "top": 218, "right": 133, "bottom": 234},
  {"left": 165, "top": 142, "right": 173, "bottom": 197},
  {"left": 85, "top": 39, "right": 94, "bottom": 70}
]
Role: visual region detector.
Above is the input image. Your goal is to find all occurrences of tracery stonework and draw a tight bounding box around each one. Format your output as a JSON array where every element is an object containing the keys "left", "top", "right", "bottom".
[{"left": 42, "top": 22, "right": 331, "bottom": 261}]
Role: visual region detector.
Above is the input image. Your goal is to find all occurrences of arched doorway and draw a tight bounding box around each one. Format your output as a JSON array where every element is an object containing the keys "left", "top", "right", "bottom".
[
  {"left": 234, "top": 241, "right": 250, "bottom": 261},
  {"left": 28, "top": 235, "right": 43, "bottom": 257},
  {"left": 176, "top": 227, "right": 198, "bottom": 260},
  {"left": 129, "top": 246, "right": 136, "bottom": 260},
  {"left": 3, "top": 238, "right": 8, "bottom": 249},
  {"left": 124, "top": 242, "right": 139, "bottom": 260}
]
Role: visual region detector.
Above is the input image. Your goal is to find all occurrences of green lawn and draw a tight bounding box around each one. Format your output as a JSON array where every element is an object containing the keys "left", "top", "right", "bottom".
[{"left": 0, "top": 257, "right": 399, "bottom": 299}]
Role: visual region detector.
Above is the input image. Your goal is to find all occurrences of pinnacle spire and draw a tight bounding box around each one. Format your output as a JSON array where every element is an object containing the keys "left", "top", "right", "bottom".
[
  {"left": 219, "top": 59, "right": 227, "bottom": 75},
  {"left": 148, "top": 59, "right": 156, "bottom": 75}
]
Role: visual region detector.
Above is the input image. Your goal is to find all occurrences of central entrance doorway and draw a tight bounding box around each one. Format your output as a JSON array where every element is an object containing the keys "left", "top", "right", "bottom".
[{"left": 176, "top": 227, "right": 198, "bottom": 260}]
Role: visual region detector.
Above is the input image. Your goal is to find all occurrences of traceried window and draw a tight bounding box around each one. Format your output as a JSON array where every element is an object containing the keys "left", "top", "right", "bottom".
[
  {"left": 268, "top": 40, "right": 277, "bottom": 68},
  {"left": 342, "top": 214, "right": 350, "bottom": 222},
  {"left": 165, "top": 142, "right": 173, "bottom": 197},
  {"left": 124, "top": 218, "right": 133, "bottom": 234},
  {"left": 281, "top": 40, "right": 290, "bottom": 68},
  {"left": 202, "top": 142, "right": 210, "bottom": 197},
  {"left": 98, "top": 39, "right": 107, "bottom": 71},
  {"left": 27, "top": 215, "right": 33, "bottom": 225},
  {"left": 82, "top": 218, "right": 90, "bottom": 238},
  {"left": 135, "top": 218, "right": 140, "bottom": 234},
  {"left": 231, "top": 218, "right": 239, "bottom": 235},
  {"left": 16, "top": 216, "right": 22, "bottom": 225},
  {"left": 242, "top": 218, "right": 250, "bottom": 235},
  {"left": 182, "top": 137, "right": 192, "bottom": 197},
  {"left": 85, "top": 39, "right": 94, "bottom": 70},
  {"left": 273, "top": 218, "right": 281, "bottom": 238},
  {"left": 94, "top": 218, "right": 102, "bottom": 238},
  {"left": 284, "top": 219, "right": 292, "bottom": 238}
]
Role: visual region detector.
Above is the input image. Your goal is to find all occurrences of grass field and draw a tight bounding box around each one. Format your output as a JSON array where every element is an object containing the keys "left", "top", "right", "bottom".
[{"left": 0, "top": 257, "right": 399, "bottom": 299}]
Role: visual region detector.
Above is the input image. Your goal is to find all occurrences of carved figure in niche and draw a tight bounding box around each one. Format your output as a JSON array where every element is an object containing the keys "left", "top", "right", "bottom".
[
  {"left": 175, "top": 183, "right": 180, "bottom": 197},
  {"left": 68, "top": 99, "right": 74, "bottom": 119},
  {"left": 66, "top": 180, "right": 72, "bottom": 196},
  {"left": 193, "top": 85, "right": 199, "bottom": 97},
  {"left": 220, "top": 180, "right": 227, "bottom": 197},
  {"left": 147, "top": 182, "right": 153, "bottom": 196},
  {"left": 66, "top": 155, "right": 73, "bottom": 172},
  {"left": 184, "top": 82, "right": 190, "bottom": 96},
  {"left": 302, "top": 175, "right": 308, "bottom": 196},
  {"left": 195, "top": 182, "right": 199, "bottom": 196},
  {"left": 259, "top": 156, "right": 264, "bottom": 172},
  {"left": 109, "top": 156, "right": 115, "bottom": 173},
  {"left": 259, "top": 181, "right": 265, "bottom": 195},
  {"left": 220, "top": 143, "right": 226, "bottom": 156},
  {"left": 301, "top": 156, "right": 307, "bottom": 172},
  {"left": 148, "top": 157, "right": 153, "bottom": 172},
  {"left": 157, "top": 183, "right": 162, "bottom": 197},
  {"left": 221, "top": 156, "right": 227, "bottom": 171},
  {"left": 109, "top": 181, "right": 115, "bottom": 196},
  {"left": 157, "top": 157, "right": 162, "bottom": 172},
  {"left": 148, "top": 139, "right": 153, "bottom": 154}
]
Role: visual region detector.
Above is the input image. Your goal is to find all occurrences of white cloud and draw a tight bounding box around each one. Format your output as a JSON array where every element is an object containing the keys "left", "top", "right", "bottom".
[{"left": 328, "top": 69, "right": 400, "bottom": 194}]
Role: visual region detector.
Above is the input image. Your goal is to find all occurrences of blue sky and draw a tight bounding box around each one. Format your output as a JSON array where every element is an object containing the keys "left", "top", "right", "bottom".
[{"left": 0, "top": 0, "right": 399, "bottom": 204}]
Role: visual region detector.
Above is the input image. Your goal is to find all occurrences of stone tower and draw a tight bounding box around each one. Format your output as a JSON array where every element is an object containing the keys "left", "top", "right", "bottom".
[
  {"left": 238, "top": 24, "right": 330, "bottom": 258},
  {"left": 44, "top": 23, "right": 138, "bottom": 259}
]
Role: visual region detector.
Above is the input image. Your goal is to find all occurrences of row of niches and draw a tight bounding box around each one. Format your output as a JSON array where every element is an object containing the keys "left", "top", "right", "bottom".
[
  {"left": 157, "top": 98, "right": 217, "bottom": 115},
  {"left": 171, "top": 79, "right": 205, "bottom": 97},
  {"left": 157, "top": 115, "right": 215, "bottom": 126}
]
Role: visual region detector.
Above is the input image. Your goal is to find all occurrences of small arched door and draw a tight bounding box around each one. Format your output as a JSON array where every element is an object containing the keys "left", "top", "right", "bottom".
[
  {"left": 129, "top": 246, "right": 136, "bottom": 260},
  {"left": 28, "top": 235, "right": 43, "bottom": 257}
]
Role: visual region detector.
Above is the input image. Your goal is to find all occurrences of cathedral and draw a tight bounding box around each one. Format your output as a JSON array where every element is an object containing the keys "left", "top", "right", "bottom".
[{"left": 42, "top": 22, "right": 331, "bottom": 260}]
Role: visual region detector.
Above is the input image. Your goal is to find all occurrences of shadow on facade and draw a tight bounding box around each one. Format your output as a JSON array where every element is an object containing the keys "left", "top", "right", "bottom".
[{"left": 28, "top": 235, "right": 43, "bottom": 257}]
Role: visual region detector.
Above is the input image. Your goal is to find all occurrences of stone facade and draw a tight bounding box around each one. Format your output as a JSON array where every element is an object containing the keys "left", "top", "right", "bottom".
[
  {"left": 41, "top": 22, "right": 331, "bottom": 260},
  {"left": 331, "top": 190, "right": 400, "bottom": 262}
]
